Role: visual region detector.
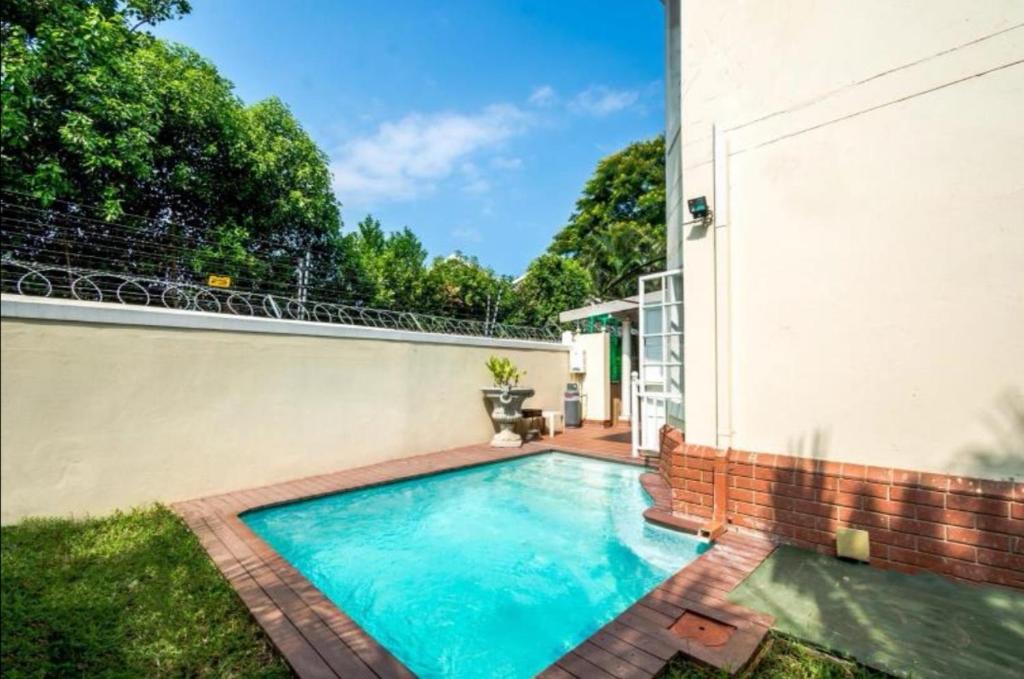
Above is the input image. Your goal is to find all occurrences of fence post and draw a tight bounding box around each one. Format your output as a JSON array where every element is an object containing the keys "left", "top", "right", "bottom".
[{"left": 630, "top": 370, "right": 641, "bottom": 457}]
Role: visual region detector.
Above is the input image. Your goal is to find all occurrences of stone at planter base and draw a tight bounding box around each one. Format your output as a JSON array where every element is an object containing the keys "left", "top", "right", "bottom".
[{"left": 490, "top": 428, "right": 524, "bottom": 448}]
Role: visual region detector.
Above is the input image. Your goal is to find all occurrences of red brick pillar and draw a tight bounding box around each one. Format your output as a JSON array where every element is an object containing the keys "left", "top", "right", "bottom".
[
  {"left": 658, "top": 425, "right": 684, "bottom": 486},
  {"left": 713, "top": 450, "right": 730, "bottom": 525}
]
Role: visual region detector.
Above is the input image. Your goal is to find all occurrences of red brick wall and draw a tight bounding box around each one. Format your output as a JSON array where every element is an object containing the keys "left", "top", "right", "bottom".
[
  {"left": 659, "top": 427, "right": 716, "bottom": 520},
  {"left": 658, "top": 427, "right": 1024, "bottom": 589}
]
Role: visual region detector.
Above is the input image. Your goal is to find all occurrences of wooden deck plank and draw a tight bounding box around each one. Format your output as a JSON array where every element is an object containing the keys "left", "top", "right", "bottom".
[
  {"left": 660, "top": 572, "right": 738, "bottom": 599},
  {"left": 639, "top": 593, "right": 686, "bottom": 620},
  {"left": 617, "top": 609, "right": 695, "bottom": 650},
  {"left": 644, "top": 589, "right": 773, "bottom": 632},
  {"left": 191, "top": 515, "right": 339, "bottom": 678},
  {"left": 198, "top": 504, "right": 373, "bottom": 679},
  {"left": 626, "top": 602, "right": 678, "bottom": 629},
  {"left": 587, "top": 629, "right": 666, "bottom": 674},
  {"left": 601, "top": 619, "right": 679, "bottom": 661},
  {"left": 535, "top": 665, "right": 577, "bottom": 679},
  {"left": 202, "top": 496, "right": 390, "bottom": 679},
  {"left": 208, "top": 490, "right": 418, "bottom": 679},
  {"left": 556, "top": 651, "right": 621, "bottom": 679},
  {"left": 574, "top": 641, "right": 653, "bottom": 679}
]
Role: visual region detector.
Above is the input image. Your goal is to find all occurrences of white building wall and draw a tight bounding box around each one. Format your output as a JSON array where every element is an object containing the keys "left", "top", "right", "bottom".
[{"left": 672, "top": 0, "right": 1024, "bottom": 478}]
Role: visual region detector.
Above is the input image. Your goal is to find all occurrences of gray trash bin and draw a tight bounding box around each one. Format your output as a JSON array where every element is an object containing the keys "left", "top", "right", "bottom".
[{"left": 564, "top": 383, "right": 582, "bottom": 428}]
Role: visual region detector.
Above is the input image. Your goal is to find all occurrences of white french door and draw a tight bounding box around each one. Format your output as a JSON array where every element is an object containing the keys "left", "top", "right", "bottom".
[{"left": 633, "top": 269, "right": 684, "bottom": 453}]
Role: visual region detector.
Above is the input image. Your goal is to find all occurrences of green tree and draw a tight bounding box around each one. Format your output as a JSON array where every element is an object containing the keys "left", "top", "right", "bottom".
[
  {"left": 508, "top": 254, "right": 594, "bottom": 327},
  {"left": 1, "top": 0, "right": 342, "bottom": 292},
  {"left": 342, "top": 216, "right": 428, "bottom": 309},
  {"left": 237, "top": 98, "right": 339, "bottom": 245},
  {"left": 383, "top": 227, "right": 430, "bottom": 309},
  {"left": 122, "top": 0, "right": 192, "bottom": 30},
  {"left": 420, "top": 254, "right": 513, "bottom": 321},
  {"left": 229, "top": 97, "right": 342, "bottom": 291},
  {"left": 549, "top": 136, "right": 665, "bottom": 299},
  {"left": 1, "top": 0, "right": 175, "bottom": 213},
  {"left": 131, "top": 40, "right": 246, "bottom": 227}
]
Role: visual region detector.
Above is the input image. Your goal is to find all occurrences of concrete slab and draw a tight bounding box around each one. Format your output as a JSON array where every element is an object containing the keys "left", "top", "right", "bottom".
[{"left": 728, "top": 545, "right": 1024, "bottom": 678}]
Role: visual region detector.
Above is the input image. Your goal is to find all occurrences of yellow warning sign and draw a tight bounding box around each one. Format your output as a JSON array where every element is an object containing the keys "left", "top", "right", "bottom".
[{"left": 207, "top": 275, "right": 232, "bottom": 288}]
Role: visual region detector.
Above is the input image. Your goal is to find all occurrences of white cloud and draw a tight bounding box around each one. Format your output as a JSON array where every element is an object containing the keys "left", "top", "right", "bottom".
[
  {"left": 331, "top": 104, "right": 529, "bottom": 204},
  {"left": 490, "top": 155, "right": 523, "bottom": 170},
  {"left": 463, "top": 179, "right": 490, "bottom": 194},
  {"left": 569, "top": 86, "right": 640, "bottom": 116},
  {"left": 451, "top": 226, "right": 483, "bottom": 243},
  {"left": 459, "top": 162, "right": 491, "bottom": 194},
  {"left": 528, "top": 85, "right": 556, "bottom": 107}
]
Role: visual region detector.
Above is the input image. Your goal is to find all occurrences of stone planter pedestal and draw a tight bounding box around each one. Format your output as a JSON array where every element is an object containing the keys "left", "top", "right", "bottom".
[{"left": 482, "top": 386, "right": 535, "bottom": 448}]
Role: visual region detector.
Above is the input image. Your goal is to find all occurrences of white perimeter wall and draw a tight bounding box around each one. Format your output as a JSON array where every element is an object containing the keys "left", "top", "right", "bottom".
[
  {"left": 674, "top": 0, "right": 1024, "bottom": 478},
  {"left": 0, "top": 296, "right": 570, "bottom": 523}
]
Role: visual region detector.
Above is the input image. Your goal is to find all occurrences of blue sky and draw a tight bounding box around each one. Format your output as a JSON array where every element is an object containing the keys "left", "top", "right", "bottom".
[{"left": 152, "top": 1, "right": 665, "bottom": 276}]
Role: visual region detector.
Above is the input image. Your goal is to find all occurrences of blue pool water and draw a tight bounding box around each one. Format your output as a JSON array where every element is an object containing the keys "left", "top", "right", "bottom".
[{"left": 243, "top": 453, "right": 709, "bottom": 678}]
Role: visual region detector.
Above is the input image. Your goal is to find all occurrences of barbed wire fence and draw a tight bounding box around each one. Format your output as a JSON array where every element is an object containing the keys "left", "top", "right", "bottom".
[{"left": 0, "top": 190, "right": 561, "bottom": 342}]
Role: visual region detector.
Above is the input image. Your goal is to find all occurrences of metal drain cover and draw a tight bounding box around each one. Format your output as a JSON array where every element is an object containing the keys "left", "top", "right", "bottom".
[{"left": 669, "top": 611, "right": 736, "bottom": 647}]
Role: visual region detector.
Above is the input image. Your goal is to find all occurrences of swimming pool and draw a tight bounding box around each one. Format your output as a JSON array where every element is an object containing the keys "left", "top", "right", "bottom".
[{"left": 243, "top": 452, "right": 710, "bottom": 678}]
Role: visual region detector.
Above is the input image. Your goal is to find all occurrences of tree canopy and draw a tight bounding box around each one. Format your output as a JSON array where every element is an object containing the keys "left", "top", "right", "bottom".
[
  {"left": 549, "top": 136, "right": 665, "bottom": 299},
  {"left": 420, "top": 254, "right": 513, "bottom": 321},
  {"left": 1, "top": 0, "right": 340, "bottom": 284},
  {"left": 507, "top": 254, "right": 594, "bottom": 327},
  {"left": 342, "top": 216, "right": 428, "bottom": 310}
]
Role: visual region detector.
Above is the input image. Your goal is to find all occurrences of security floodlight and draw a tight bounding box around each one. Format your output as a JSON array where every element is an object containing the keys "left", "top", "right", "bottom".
[{"left": 687, "top": 196, "right": 708, "bottom": 220}]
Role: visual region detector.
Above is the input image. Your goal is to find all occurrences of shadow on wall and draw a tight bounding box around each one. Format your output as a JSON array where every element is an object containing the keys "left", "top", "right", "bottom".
[
  {"left": 785, "top": 427, "right": 831, "bottom": 460},
  {"left": 781, "top": 389, "right": 1024, "bottom": 480},
  {"left": 686, "top": 221, "right": 711, "bottom": 241},
  {"left": 959, "top": 388, "right": 1024, "bottom": 480}
]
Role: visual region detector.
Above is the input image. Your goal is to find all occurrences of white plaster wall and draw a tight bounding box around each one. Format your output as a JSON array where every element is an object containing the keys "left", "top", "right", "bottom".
[
  {"left": 675, "top": 0, "right": 1024, "bottom": 477},
  {"left": 576, "top": 332, "right": 611, "bottom": 422},
  {"left": 0, "top": 300, "right": 570, "bottom": 522}
]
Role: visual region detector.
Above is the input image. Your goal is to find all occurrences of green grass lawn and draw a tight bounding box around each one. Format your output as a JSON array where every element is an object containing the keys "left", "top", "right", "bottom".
[
  {"left": 665, "top": 634, "right": 888, "bottom": 678},
  {"left": 0, "top": 505, "right": 290, "bottom": 678}
]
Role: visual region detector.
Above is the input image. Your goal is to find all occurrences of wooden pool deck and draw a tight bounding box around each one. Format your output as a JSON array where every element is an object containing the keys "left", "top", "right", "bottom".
[{"left": 174, "top": 425, "right": 775, "bottom": 678}]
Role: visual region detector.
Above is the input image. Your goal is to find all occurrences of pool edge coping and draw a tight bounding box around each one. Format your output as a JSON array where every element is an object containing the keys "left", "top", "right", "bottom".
[{"left": 174, "top": 442, "right": 776, "bottom": 679}]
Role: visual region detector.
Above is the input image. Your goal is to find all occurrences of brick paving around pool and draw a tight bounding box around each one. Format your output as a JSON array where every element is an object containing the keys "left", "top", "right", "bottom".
[{"left": 174, "top": 425, "right": 775, "bottom": 678}]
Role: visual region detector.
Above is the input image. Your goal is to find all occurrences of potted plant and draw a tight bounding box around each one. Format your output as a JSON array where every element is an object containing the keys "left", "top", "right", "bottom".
[{"left": 482, "top": 356, "right": 535, "bottom": 448}]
